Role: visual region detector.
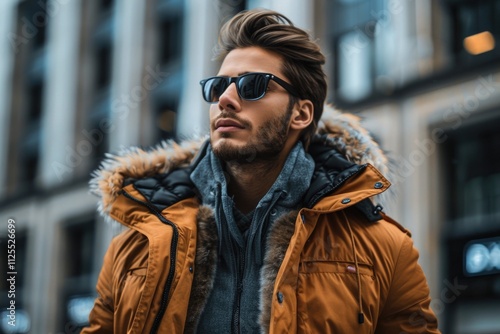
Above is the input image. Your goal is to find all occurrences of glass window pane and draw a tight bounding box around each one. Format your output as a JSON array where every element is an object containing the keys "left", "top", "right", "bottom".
[{"left": 337, "top": 30, "right": 372, "bottom": 101}]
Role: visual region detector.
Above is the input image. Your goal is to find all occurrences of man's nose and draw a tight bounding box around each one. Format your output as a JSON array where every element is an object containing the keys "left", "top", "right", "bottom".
[{"left": 218, "top": 83, "right": 241, "bottom": 112}]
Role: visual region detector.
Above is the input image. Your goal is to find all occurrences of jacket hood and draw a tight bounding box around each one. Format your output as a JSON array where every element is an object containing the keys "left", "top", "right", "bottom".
[
  {"left": 89, "top": 105, "right": 391, "bottom": 218},
  {"left": 316, "top": 105, "right": 389, "bottom": 176}
]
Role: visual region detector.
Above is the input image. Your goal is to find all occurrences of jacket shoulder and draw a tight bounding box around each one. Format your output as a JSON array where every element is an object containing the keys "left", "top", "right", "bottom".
[
  {"left": 107, "top": 228, "right": 149, "bottom": 271},
  {"left": 341, "top": 207, "right": 411, "bottom": 242},
  {"left": 336, "top": 207, "right": 415, "bottom": 268},
  {"left": 379, "top": 212, "right": 411, "bottom": 237},
  {"left": 112, "top": 227, "right": 148, "bottom": 248},
  {"left": 365, "top": 213, "right": 413, "bottom": 255}
]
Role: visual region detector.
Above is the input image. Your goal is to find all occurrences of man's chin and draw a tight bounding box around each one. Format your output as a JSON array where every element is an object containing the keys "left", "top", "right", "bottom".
[
  {"left": 210, "top": 137, "right": 240, "bottom": 152},
  {"left": 211, "top": 141, "right": 285, "bottom": 164},
  {"left": 211, "top": 140, "right": 253, "bottom": 163}
]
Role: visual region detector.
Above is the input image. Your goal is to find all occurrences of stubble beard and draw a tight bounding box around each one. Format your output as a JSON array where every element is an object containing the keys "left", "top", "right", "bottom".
[{"left": 211, "top": 103, "right": 293, "bottom": 164}]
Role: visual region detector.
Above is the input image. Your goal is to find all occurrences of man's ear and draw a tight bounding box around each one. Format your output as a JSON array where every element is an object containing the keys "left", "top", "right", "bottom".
[{"left": 290, "top": 99, "right": 314, "bottom": 131}]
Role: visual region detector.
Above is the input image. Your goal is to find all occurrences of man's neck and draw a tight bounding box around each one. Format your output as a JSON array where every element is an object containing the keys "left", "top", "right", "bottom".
[{"left": 224, "top": 157, "right": 286, "bottom": 214}]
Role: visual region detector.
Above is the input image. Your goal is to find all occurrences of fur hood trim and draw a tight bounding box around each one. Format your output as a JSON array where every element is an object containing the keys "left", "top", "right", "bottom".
[
  {"left": 318, "top": 105, "right": 389, "bottom": 177},
  {"left": 89, "top": 137, "right": 206, "bottom": 217},
  {"left": 185, "top": 205, "right": 219, "bottom": 333},
  {"left": 89, "top": 106, "right": 390, "bottom": 217},
  {"left": 259, "top": 210, "right": 298, "bottom": 332}
]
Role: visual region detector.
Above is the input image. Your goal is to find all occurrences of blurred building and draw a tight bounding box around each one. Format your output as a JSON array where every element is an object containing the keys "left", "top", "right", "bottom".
[{"left": 0, "top": 0, "right": 499, "bottom": 333}]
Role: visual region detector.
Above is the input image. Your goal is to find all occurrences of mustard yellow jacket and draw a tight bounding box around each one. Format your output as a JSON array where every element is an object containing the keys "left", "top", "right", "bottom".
[{"left": 82, "top": 107, "right": 440, "bottom": 333}]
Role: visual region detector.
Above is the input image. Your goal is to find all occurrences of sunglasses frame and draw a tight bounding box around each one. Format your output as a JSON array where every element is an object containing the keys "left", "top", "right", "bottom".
[{"left": 199, "top": 72, "right": 299, "bottom": 103}]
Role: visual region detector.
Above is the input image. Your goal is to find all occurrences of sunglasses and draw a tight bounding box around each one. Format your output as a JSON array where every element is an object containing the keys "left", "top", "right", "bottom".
[{"left": 199, "top": 72, "right": 299, "bottom": 103}]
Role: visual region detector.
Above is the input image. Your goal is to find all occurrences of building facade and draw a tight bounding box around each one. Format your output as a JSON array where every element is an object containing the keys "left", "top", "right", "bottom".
[{"left": 0, "top": 0, "right": 499, "bottom": 333}]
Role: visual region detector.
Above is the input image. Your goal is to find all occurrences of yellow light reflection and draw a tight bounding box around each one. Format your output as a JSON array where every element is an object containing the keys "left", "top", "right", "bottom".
[{"left": 463, "top": 31, "right": 495, "bottom": 55}]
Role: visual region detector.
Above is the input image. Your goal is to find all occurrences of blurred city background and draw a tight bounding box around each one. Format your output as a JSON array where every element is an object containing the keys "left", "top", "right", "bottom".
[{"left": 0, "top": 0, "right": 499, "bottom": 333}]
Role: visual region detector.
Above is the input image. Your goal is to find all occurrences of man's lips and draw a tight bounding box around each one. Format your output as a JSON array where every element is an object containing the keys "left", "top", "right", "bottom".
[{"left": 215, "top": 119, "right": 245, "bottom": 130}]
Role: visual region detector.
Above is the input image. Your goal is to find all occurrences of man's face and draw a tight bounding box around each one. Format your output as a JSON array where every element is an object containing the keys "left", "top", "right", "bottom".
[{"left": 209, "top": 46, "right": 296, "bottom": 163}]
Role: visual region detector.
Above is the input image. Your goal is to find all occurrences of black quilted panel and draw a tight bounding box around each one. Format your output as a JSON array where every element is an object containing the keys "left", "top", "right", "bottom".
[
  {"left": 305, "top": 136, "right": 362, "bottom": 208},
  {"left": 131, "top": 167, "right": 196, "bottom": 212}
]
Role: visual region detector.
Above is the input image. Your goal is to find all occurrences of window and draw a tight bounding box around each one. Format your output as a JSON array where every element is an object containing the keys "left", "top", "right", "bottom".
[
  {"left": 445, "top": 116, "right": 500, "bottom": 229},
  {"left": 447, "top": 0, "right": 500, "bottom": 65},
  {"left": 59, "top": 218, "right": 96, "bottom": 332},
  {"left": 327, "top": 0, "right": 500, "bottom": 107},
  {"left": 152, "top": 0, "right": 186, "bottom": 141},
  {"left": 443, "top": 111, "right": 500, "bottom": 333},
  {"left": 158, "top": 16, "right": 182, "bottom": 65},
  {"left": 95, "top": 44, "right": 112, "bottom": 90},
  {"left": 7, "top": 0, "right": 50, "bottom": 193},
  {"left": 83, "top": 2, "right": 115, "bottom": 170},
  {"left": 328, "top": 0, "right": 396, "bottom": 104}
]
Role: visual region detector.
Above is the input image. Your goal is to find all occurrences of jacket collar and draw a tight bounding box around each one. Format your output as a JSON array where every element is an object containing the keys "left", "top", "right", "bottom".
[{"left": 89, "top": 105, "right": 392, "bottom": 221}]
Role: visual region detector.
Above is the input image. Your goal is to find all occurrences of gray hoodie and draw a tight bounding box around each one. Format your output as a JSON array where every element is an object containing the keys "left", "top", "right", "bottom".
[{"left": 190, "top": 142, "right": 314, "bottom": 333}]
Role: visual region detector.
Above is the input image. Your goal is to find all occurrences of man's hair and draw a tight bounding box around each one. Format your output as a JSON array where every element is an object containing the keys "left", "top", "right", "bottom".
[{"left": 215, "top": 9, "right": 327, "bottom": 149}]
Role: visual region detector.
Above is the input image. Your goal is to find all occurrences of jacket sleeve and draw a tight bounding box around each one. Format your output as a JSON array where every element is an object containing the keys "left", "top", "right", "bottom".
[
  {"left": 81, "top": 240, "right": 115, "bottom": 334},
  {"left": 375, "top": 234, "right": 440, "bottom": 334}
]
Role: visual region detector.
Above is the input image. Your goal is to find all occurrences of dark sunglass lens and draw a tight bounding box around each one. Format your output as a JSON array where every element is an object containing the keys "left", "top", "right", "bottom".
[
  {"left": 204, "top": 78, "right": 228, "bottom": 102},
  {"left": 239, "top": 74, "right": 267, "bottom": 100}
]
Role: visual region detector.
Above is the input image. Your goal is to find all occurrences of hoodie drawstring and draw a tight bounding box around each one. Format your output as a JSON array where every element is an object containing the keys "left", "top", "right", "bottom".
[{"left": 343, "top": 211, "right": 365, "bottom": 324}]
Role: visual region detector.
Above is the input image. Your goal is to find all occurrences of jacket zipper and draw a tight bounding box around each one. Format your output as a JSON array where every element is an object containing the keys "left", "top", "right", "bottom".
[
  {"left": 122, "top": 191, "right": 179, "bottom": 334},
  {"left": 231, "top": 249, "right": 245, "bottom": 334},
  {"left": 232, "top": 192, "right": 282, "bottom": 333}
]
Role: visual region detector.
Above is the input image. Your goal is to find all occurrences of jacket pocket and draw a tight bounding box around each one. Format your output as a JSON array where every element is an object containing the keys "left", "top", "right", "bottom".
[
  {"left": 114, "top": 267, "right": 148, "bottom": 330},
  {"left": 117, "top": 266, "right": 147, "bottom": 301},
  {"left": 299, "top": 260, "right": 374, "bottom": 278},
  {"left": 125, "top": 267, "right": 147, "bottom": 277},
  {"left": 296, "top": 260, "right": 375, "bottom": 333}
]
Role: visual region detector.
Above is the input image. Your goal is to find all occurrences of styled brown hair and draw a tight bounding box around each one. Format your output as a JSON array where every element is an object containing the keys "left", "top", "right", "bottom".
[{"left": 215, "top": 9, "right": 327, "bottom": 149}]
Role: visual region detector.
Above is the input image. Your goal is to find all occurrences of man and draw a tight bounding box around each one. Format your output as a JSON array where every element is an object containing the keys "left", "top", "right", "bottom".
[{"left": 83, "top": 9, "right": 440, "bottom": 334}]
